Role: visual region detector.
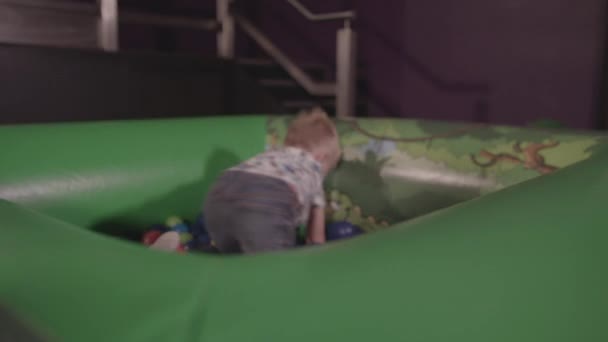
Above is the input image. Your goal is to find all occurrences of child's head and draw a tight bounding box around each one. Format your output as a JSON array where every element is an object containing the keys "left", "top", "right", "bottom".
[{"left": 284, "top": 107, "right": 341, "bottom": 174}]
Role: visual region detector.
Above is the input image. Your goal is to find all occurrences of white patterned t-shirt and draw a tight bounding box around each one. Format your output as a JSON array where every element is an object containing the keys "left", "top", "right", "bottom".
[{"left": 229, "top": 146, "right": 325, "bottom": 224}]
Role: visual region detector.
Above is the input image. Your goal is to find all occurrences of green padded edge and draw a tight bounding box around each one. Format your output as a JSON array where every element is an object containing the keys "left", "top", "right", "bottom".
[
  {"left": 0, "top": 118, "right": 608, "bottom": 342},
  {"left": 0, "top": 116, "right": 267, "bottom": 230},
  {"left": 0, "top": 118, "right": 607, "bottom": 341}
]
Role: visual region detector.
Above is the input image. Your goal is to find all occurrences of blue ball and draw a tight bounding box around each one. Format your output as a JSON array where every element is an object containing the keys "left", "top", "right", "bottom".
[
  {"left": 190, "top": 213, "right": 211, "bottom": 245},
  {"left": 172, "top": 223, "right": 189, "bottom": 233},
  {"left": 325, "top": 221, "right": 363, "bottom": 241}
]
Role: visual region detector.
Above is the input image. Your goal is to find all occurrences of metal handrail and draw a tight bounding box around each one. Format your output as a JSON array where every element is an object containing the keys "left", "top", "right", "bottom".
[
  {"left": 228, "top": 1, "right": 356, "bottom": 117},
  {"left": 286, "top": 0, "right": 355, "bottom": 22},
  {"left": 0, "top": 0, "right": 355, "bottom": 116},
  {"left": 234, "top": 14, "right": 335, "bottom": 96}
]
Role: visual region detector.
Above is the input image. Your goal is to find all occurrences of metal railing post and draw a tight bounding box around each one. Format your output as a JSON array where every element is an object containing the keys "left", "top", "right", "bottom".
[
  {"left": 217, "top": 0, "right": 235, "bottom": 58},
  {"left": 97, "top": 0, "right": 118, "bottom": 51},
  {"left": 336, "top": 20, "right": 357, "bottom": 118}
]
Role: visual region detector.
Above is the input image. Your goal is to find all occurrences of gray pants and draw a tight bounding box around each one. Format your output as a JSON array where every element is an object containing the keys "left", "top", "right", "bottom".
[{"left": 203, "top": 170, "right": 301, "bottom": 254}]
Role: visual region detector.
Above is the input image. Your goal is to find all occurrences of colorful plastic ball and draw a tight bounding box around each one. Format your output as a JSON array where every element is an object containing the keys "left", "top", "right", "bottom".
[
  {"left": 172, "top": 223, "right": 190, "bottom": 233},
  {"left": 142, "top": 230, "right": 162, "bottom": 245},
  {"left": 196, "top": 213, "right": 205, "bottom": 225},
  {"left": 191, "top": 213, "right": 211, "bottom": 244},
  {"left": 325, "top": 221, "right": 363, "bottom": 241},
  {"left": 148, "top": 231, "right": 181, "bottom": 252},
  {"left": 179, "top": 232, "right": 193, "bottom": 244},
  {"left": 165, "top": 216, "right": 183, "bottom": 228},
  {"left": 190, "top": 213, "right": 206, "bottom": 234}
]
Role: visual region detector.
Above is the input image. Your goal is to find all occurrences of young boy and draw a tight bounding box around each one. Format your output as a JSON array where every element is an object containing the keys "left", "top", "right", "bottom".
[{"left": 202, "top": 108, "right": 341, "bottom": 254}]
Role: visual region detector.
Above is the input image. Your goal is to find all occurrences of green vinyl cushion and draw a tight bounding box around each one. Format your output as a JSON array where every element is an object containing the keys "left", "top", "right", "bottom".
[
  {"left": 0, "top": 116, "right": 266, "bottom": 230},
  {"left": 0, "top": 115, "right": 607, "bottom": 341}
]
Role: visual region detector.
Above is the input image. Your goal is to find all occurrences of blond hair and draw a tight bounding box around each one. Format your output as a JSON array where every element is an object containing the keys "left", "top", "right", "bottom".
[{"left": 284, "top": 107, "right": 341, "bottom": 166}]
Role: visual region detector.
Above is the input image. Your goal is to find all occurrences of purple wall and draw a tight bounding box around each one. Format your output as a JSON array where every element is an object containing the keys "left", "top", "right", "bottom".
[
  {"left": 121, "top": 0, "right": 606, "bottom": 129},
  {"left": 244, "top": 0, "right": 606, "bottom": 128}
]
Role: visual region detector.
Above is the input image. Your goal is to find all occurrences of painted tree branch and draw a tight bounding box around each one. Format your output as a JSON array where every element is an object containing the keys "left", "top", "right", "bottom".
[
  {"left": 471, "top": 140, "right": 560, "bottom": 174},
  {"left": 471, "top": 150, "right": 522, "bottom": 167}
]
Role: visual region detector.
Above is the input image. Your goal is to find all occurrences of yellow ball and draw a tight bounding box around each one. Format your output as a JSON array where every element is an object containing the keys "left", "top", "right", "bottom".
[{"left": 165, "top": 216, "right": 183, "bottom": 228}]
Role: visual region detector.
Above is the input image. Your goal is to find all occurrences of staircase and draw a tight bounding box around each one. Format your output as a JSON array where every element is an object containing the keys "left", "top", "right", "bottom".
[
  {"left": 238, "top": 58, "right": 369, "bottom": 116},
  {"left": 0, "top": 0, "right": 365, "bottom": 117}
]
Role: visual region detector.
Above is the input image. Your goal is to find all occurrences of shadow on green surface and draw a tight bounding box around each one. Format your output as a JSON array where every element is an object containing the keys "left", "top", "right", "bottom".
[{"left": 90, "top": 149, "right": 241, "bottom": 241}]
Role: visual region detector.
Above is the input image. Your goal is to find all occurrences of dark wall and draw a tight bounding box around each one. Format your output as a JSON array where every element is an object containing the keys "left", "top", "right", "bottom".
[
  {"left": 243, "top": 0, "right": 606, "bottom": 129},
  {"left": 396, "top": 0, "right": 605, "bottom": 129},
  {"left": 2, "top": 1, "right": 604, "bottom": 128},
  {"left": 596, "top": 3, "right": 608, "bottom": 130},
  {"left": 0, "top": 43, "right": 279, "bottom": 124}
]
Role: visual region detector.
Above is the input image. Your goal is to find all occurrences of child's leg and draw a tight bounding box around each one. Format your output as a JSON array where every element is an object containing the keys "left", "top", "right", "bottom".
[
  {"left": 203, "top": 198, "right": 242, "bottom": 254},
  {"left": 203, "top": 171, "right": 301, "bottom": 254},
  {"left": 204, "top": 200, "right": 296, "bottom": 254},
  {"left": 233, "top": 207, "right": 297, "bottom": 253}
]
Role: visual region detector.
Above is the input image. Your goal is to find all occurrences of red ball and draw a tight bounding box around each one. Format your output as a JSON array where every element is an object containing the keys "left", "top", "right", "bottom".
[{"left": 142, "top": 230, "right": 162, "bottom": 245}]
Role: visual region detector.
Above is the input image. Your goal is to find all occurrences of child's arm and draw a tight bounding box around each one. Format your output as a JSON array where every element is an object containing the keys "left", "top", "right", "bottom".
[{"left": 306, "top": 206, "right": 326, "bottom": 245}]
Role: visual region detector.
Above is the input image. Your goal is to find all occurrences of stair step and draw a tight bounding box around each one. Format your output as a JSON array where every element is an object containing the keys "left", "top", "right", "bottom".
[
  {"left": 258, "top": 79, "right": 298, "bottom": 87},
  {"left": 237, "top": 58, "right": 328, "bottom": 70},
  {"left": 258, "top": 77, "right": 369, "bottom": 102},
  {"left": 281, "top": 100, "right": 328, "bottom": 108},
  {"left": 237, "top": 59, "right": 369, "bottom": 116},
  {"left": 237, "top": 58, "right": 329, "bottom": 81},
  {"left": 238, "top": 57, "right": 368, "bottom": 76}
]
